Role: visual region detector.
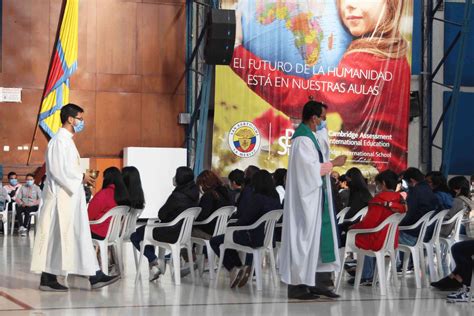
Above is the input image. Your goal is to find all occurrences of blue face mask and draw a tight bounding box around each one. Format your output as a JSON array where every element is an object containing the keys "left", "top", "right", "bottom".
[
  {"left": 73, "top": 119, "right": 85, "bottom": 133},
  {"left": 9, "top": 179, "right": 18, "bottom": 186},
  {"left": 26, "top": 180, "right": 34, "bottom": 187},
  {"left": 317, "top": 120, "right": 327, "bottom": 131}
]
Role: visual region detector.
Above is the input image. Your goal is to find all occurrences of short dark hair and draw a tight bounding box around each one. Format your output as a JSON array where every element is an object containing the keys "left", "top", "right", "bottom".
[
  {"left": 448, "top": 176, "right": 471, "bottom": 198},
  {"left": 25, "top": 173, "right": 35, "bottom": 179},
  {"left": 228, "top": 169, "right": 245, "bottom": 186},
  {"left": 402, "top": 167, "right": 425, "bottom": 183},
  {"left": 7, "top": 172, "right": 17, "bottom": 179},
  {"left": 339, "top": 174, "right": 347, "bottom": 183},
  {"left": 252, "top": 170, "right": 280, "bottom": 200},
  {"left": 375, "top": 170, "right": 399, "bottom": 191},
  {"left": 60, "top": 103, "right": 84, "bottom": 124},
  {"left": 273, "top": 168, "right": 287, "bottom": 187},
  {"left": 426, "top": 171, "right": 450, "bottom": 193},
  {"left": 244, "top": 165, "right": 260, "bottom": 186},
  {"left": 175, "top": 166, "right": 194, "bottom": 186},
  {"left": 302, "top": 101, "right": 327, "bottom": 122}
]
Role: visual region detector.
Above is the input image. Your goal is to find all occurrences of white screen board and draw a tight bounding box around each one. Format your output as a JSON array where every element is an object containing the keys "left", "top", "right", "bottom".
[{"left": 123, "top": 147, "right": 187, "bottom": 218}]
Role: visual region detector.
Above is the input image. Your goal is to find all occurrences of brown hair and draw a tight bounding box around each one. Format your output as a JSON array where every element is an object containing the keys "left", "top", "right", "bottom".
[
  {"left": 337, "top": 0, "right": 408, "bottom": 59},
  {"left": 197, "top": 170, "right": 224, "bottom": 198}
]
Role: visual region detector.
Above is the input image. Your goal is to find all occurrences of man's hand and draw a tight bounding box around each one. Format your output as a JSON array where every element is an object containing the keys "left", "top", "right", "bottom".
[
  {"left": 83, "top": 172, "right": 96, "bottom": 187},
  {"left": 331, "top": 155, "right": 347, "bottom": 167}
]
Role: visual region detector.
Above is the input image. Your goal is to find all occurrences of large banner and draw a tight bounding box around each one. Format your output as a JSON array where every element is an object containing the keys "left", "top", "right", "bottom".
[{"left": 212, "top": 0, "right": 413, "bottom": 179}]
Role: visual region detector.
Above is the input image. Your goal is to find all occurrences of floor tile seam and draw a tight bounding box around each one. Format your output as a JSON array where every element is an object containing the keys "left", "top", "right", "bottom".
[{"left": 0, "top": 296, "right": 452, "bottom": 312}]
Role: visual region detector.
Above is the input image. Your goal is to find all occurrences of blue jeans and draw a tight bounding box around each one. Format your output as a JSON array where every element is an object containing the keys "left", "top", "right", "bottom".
[
  {"left": 361, "top": 256, "right": 375, "bottom": 280},
  {"left": 397, "top": 231, "right": 417, "bottom": 266},
  {"left": 398, "top": 231, "right": 417, "bottom": 246}
]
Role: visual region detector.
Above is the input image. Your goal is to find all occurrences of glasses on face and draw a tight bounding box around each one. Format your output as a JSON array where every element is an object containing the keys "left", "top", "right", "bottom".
[{"left": 73, "top": 116, "right": 84, "bottom": 121}]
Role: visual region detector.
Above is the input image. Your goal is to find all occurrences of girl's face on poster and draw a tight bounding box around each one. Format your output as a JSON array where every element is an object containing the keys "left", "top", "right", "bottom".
[{"left": 339, "top": 0, "right": 386, "bottom": 37}]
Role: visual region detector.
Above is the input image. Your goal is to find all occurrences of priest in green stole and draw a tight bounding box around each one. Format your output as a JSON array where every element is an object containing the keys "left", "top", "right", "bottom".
[{"left": 279, "top": 101, "right": 347, "bottom": 300}]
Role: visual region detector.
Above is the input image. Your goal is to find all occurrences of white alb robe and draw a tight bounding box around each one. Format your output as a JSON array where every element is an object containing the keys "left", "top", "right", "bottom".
[
  {"left": 279, "top": 129, "right": 340, "bottom": 286},
  {"left": 31, "top": 128, "right": 99, "bottom": 276}
]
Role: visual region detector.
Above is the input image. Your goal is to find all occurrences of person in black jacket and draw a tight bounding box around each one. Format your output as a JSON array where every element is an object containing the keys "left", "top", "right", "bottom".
[
  {"left": 210, "top": 169, "right": 282, "bottom": 289},
  {"left": 130, "top": 166, "right": 199, "bottom": 282},
  {"left": 227, "top": 169, "right": 245, "bottom": 205},
  {"left": 192, "top": 170, "right": 233, "bottom": 239},
  {"left": 398, "top": 167, "right": 439, "bottom": 246},
  {"left": 338, "top": 167, "right": 372, "bottom": 247}
]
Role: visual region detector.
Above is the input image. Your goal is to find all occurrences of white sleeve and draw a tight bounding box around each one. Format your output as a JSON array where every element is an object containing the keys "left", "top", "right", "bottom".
[
  {"left": 292, "top": 137, "right": 323, "bottom": 197},
  {"left": 46, "top": 139, "right": 83, "bottom": 196}
]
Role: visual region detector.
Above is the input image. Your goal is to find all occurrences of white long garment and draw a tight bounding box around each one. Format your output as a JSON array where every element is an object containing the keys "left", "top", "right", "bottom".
[
  {"left": 31, "top": 128, "right": 99, "bottom": 276},
  {"left": 279, "top": 133, "right": 340, "bottom": 286}
]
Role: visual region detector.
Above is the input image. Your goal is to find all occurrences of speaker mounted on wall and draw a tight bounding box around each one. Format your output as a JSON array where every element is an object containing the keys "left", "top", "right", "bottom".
[{"left": 204, "top": 9, "right": 236, "bottom": 65}]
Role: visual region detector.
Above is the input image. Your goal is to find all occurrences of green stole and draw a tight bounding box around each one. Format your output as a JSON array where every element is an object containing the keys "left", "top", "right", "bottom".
[{"left": 292, "top": 123, "right": 336, "bottom": 263}]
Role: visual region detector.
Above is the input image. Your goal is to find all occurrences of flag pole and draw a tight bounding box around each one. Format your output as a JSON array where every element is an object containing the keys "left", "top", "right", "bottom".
[{"left": 27, "top": 0, "right": 68, "bottom": 166}]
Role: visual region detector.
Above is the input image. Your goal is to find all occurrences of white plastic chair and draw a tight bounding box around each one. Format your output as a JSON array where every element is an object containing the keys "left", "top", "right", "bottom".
[
  {"left": 135, "top": 207, "right": 201, "bottom": 285},
  {"left": 398, "top": 211, "right": 435, "bottom": 288},
  {"left": 342, "top": 206, "right": 369, "bottom": 224},
  {"left": 336, "top": 207, "right": 351, "bottom": 224},
  {"left": 192, "top": 206, "right": 236, "bottom": 280},
  {"left": 336, "top": 212, "right": 405, "bottom": 296},
  {"left": 120, "top": 208, "right": 144, "bottom": 271},
  {"left": 422, "top": 209, "right": 449, "bottom": 283},
  {"left": 9, "top": 202, "right": 17, "bottom": 234},
  {"left": 214, "top": 209, "right": 283, "bottom": 291},
  {"left": 0, "top": 207, "right": 7, "bottom": 235},
  {"left": 439, "top": 209, "right": 466, "bottom": 271},
  {"left": 89, "top": 205, "right": 130, "bottom": 275}
]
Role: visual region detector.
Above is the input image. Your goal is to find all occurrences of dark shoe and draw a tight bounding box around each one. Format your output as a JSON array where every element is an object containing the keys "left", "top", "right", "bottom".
[
  {"left": 288, "top": 285, "right": 320, "bottom": 300},
  {"left": 446, "top": 286, "right": 471, "bottom": 303},
  {"left": 431, "top": 277, "right": 463, "bottom": 291},
  {"left": 309, "top": 287, "right": 340, "bottom": 298},
  {"left": 345, "top": 267, "right": 356, "bottom": 277},
  {"left": 39, "top": 273, "right": 68, "bottom": 292},
  {"left": 237, "top": 265, "right": 252, "bottom": 288},
  {"left": 348, "top": 277, "right": 372, "bottom": 286},
  {"left": 230, "top": 267, "right": 243, "bottom": 289},
  {"left": 90, "top": 271, "right": 120, "bottom": 289}
]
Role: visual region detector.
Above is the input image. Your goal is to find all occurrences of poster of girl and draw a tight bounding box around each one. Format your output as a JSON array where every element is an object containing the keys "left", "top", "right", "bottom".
[{"left": 213, "top": 0, "right": 413, "bottom": 176}]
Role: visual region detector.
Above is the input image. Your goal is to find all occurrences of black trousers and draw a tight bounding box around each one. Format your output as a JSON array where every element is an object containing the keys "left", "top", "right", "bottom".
[
  {"left": 452, "top": 240, "right": 474, "bottom": 286},
  {"left": 210, "top": 232, "right": 255, "bottom": 271},
  {"left": 16, "top": 205, "right": 39, "bottom": 230}
]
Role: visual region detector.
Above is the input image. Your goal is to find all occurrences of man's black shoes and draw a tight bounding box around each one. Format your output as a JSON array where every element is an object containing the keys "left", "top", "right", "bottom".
[
  {"left": 39, "top": 272, "right": 68, "bottom": 292},
  {"left": 90, "top": 270, "right": 120, "bottom": 289},
  {"left": 308, "top": 286, "right": 341, "bottom": 298}
]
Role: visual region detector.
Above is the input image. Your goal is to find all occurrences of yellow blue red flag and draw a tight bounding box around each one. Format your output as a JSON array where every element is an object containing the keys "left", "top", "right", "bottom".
[{"left": 39, "top": 0, "right": 78, "bottom": 137}]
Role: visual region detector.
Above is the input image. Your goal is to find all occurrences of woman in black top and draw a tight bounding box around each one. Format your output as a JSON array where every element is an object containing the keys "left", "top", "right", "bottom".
[
  {"left": 338, "top": 167, "right": 372, "bottom": 247},
  {"left": 192, "top": 170, "right": 233, "bottom": 239},
  {"left": 130, "top": 166, "right": 199, "bottom": 281},
  {"left": 210, "top": 170, "right": 282, "bottom": 288}
]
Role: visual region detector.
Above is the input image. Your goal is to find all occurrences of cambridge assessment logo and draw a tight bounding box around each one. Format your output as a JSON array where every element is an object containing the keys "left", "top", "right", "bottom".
[{"left": 228, "top": 121, "right": 261, "bottom": 158}]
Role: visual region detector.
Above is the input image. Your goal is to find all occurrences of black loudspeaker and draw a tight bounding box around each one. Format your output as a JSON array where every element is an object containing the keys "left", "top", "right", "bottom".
[{"left": 204, "top": 9, "right": 236, "bottom": 65}]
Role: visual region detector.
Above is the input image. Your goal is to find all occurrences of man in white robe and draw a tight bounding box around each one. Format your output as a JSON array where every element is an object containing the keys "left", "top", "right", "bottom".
[
  {"left": 31, "top": 103, "right": 119, "bottom": 291},
  {"left": 280, "top": 101, "right": 346, "bottom": 300}
]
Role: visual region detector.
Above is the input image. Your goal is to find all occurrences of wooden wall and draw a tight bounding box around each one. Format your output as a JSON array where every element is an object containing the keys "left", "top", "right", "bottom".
[{"left": 0, "top": 0, "right": 187, "bottom": 166}]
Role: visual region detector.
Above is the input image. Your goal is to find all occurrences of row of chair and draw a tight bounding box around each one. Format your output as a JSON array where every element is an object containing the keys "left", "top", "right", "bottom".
[
  {"left": 1, "top": 202, "right": 39, "bottom": 236},
  {"left": 335, "top": 206, "right": 466, "bottom": 295},
  {"left": 90, "top": 205, "right": 283, "bottom": 291}
]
